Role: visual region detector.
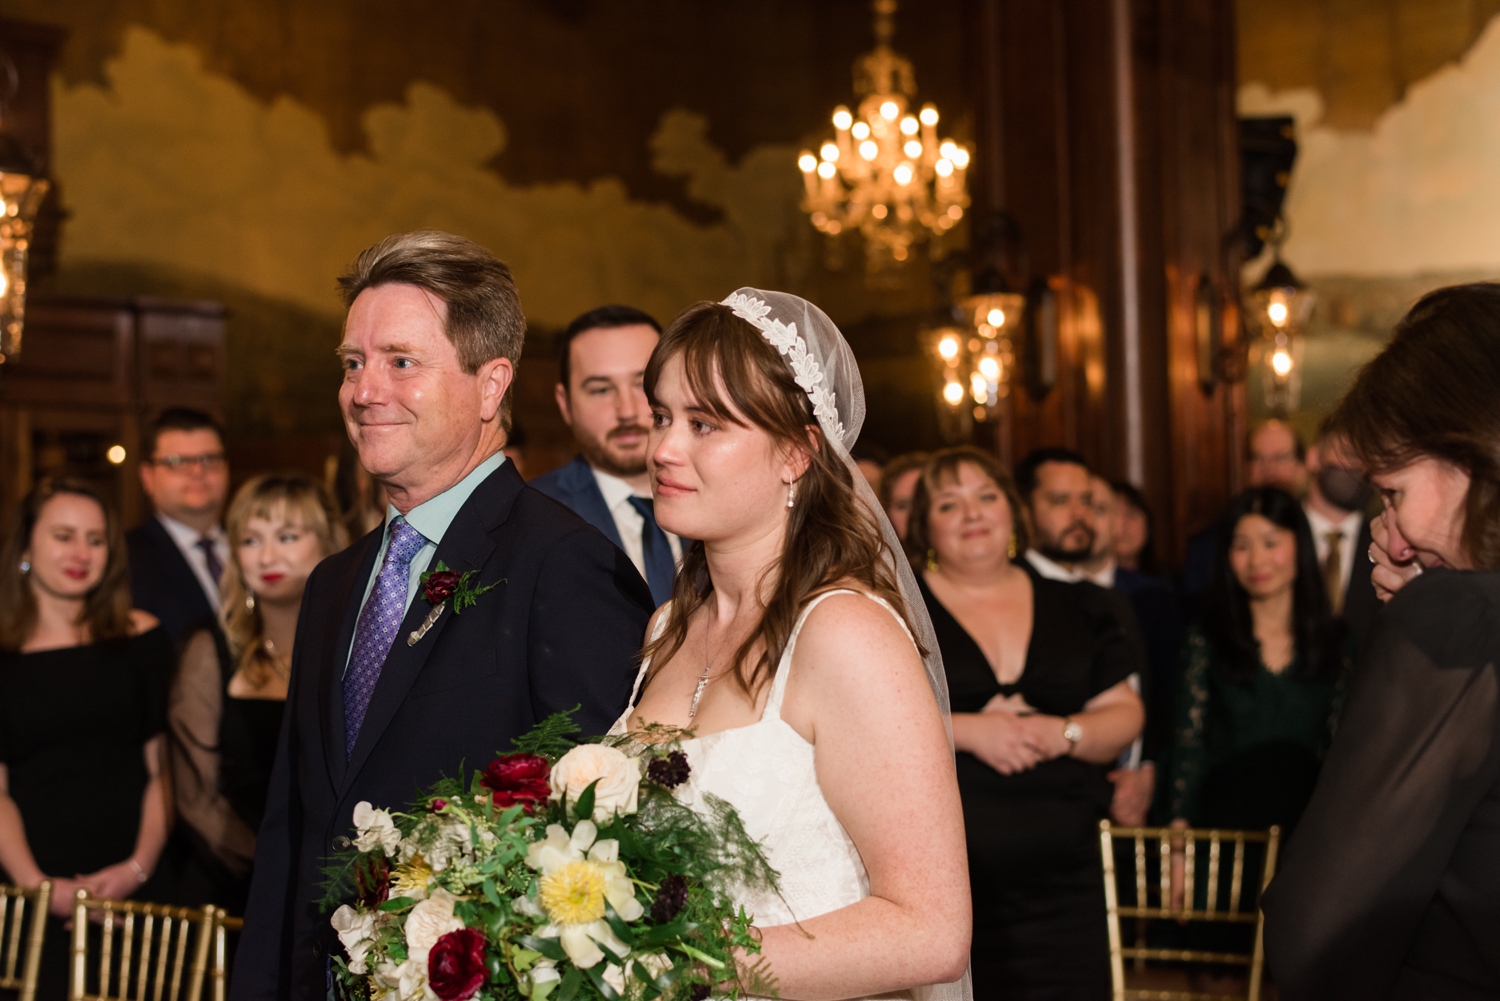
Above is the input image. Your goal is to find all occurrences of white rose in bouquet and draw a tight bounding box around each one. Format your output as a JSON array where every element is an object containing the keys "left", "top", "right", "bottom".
[
  {"left": 549, "top": 745, "right": 641, "bottom": 822},
  {"left": 330, "top": 905, "right": 379, "bottom": 975},
  {"left": 351, "top": 801, "right": 402, "bottom": 856},
  {"left": 403, "top": 888, "right": 465, "bottom": 965}
]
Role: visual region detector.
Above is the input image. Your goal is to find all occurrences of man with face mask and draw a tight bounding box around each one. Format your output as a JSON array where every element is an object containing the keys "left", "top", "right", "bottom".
[{"left": 1304, "top": 420, "right": 1380, "bottom": 656}]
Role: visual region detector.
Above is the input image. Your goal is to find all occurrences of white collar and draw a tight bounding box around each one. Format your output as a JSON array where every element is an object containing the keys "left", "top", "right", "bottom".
[
  {"left": 1024, "top": 549, "right": 1084, "bottom": 583},
  {"left": 1304, "top": 503, "right": 1362, "bottom": 539},
  {"left": 591, "top": 466, "right": 650, "bottom": 510},
  {"left": 157, "top": 512, "right": 223, "bottom": 546}
]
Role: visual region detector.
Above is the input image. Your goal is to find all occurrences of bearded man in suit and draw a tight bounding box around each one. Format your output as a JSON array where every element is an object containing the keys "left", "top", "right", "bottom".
[{"left": 231, "top": 231, "right": 654, "bottom": 1001}]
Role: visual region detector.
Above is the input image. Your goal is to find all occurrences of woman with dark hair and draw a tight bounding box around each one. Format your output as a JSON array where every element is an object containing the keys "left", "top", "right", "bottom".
[
  {"left": 0, "top": 477, "right": 172, "bottom": 1000},
  {"left": 169, "top": 474, "right": 346, "bottom": 914},
  {"left": 1170, "top": 487, "right": 1348, "bottom": 834},
  {"left": 878, "top": 451, "right": 928, "bottom": 544},
  {"left": 1110, "top": 479, "right": 1158, "bottom": 576},
  {"left": 611, "top": 291, "right": 971, "bottom": 1000},
  {"left": 910, "top": 446, "right": 1144, "bottom": 1000},
  {"left": 1263, "top": 282, "right": 1500, "bottom": 999}
]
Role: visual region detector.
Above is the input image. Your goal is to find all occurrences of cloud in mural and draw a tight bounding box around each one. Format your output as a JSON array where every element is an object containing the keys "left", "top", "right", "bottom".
[
  {"left": 52, "top": 26, "right": 805, "bottom": 326},
  {"left": 1239, "top": 15, "right": 1500, "bottom": 277}
]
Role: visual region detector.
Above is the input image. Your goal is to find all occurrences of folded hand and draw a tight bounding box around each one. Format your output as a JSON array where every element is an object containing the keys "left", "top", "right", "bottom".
[{"left": 1369, "top": 511, "right": 1424, "bottom": 602}]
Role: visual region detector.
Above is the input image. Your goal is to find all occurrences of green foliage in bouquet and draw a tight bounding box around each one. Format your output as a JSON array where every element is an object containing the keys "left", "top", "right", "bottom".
[{"left": 321, "top": 711, "right": 780, "bottom": 1001}]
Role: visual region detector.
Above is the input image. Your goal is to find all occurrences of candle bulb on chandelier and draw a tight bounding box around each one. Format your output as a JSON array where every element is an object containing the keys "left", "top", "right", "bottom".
[{"left": 798, "top": 152, "right": 819, "bottom": 201}]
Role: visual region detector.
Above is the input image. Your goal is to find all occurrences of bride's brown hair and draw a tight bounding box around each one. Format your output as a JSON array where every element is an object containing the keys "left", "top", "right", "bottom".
[{"left": 640, "top": 300, "right": 914, "bottom": 699}]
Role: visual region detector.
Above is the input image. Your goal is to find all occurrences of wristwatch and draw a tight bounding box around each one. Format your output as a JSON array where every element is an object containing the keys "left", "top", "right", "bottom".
[{"left": 1062, "top": 717, "right": 1083, "bottom": 753}]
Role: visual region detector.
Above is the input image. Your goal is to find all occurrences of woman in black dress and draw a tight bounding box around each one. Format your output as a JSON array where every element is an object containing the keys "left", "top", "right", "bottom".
[
  {"left": 910, "top": 447, "right": 1144, "bottom": 1000},
  {"left": 0, "top": 477, "right": 172, "bottom": 1000},
  {"left": 1263, "top": 283, "right": 1500, "bottom": 998},
  {"left": 169, "top": 474, "right": 345, "bottom": 914}
]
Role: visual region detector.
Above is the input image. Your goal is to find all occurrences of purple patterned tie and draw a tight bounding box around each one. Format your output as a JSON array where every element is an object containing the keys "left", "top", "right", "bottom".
[{"left": 343, "top": 517, "right": 427, "bottom": 757}]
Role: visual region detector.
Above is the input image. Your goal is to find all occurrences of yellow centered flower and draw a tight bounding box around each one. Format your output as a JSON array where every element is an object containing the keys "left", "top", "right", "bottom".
[
  {"left": 391, "top": 854, "right": 433, "bottom": 897},
  {"left": 540, "top": 860, "right": 608, "bottom": 924}
]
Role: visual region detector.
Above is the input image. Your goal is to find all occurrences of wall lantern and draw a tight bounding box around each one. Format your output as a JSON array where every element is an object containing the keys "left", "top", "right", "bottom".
[
  {"left": 0, "top": 55, "right": 49, "bottom": 366},
  {"left": 1247, "top": 232, "right": 1313, "bottom": 414}
]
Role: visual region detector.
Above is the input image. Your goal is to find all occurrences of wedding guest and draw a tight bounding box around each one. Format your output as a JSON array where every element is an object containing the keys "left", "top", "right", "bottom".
[
  {"left": 0, "top": 478, "right": 172, "bottom": 1001},
  {"left": 615, "top": 291, "right": 970, "bottom": 997},
  {"left": 853, "top": 442, "right": 889, "bottom": 491},
  {"left": 1182, "top": 420, "right": 1311, "bottom": 608},
  {"left": 879, "top": 451, "right": 928, "bottom": 543},
  {"left": 531, "top": 305, "right": 678, "bottom": 605},
  {"left": 1083, "top": 476, "right": 1184, "bottom": 825},
  {"left": 127, "top": 408, "right": 231, "bottom": 645},
  {"left": 168, "top": 475, "right": 347, "bottom": 915},
  {"left": 1111, "top": 479, "right": 1158, "bottom": 576},
  {"left": 1169, "top": 487, "right": 1348, "bottom": 835},
  {"left": 911, "top": 446, "right": 1143, "bottom": 999},
  {"left": 1264, "top": 282, "right": 1500, "bottom": 998},
  {"left": 1302, "top": 420, "right": 1380, "bottom": 657}
]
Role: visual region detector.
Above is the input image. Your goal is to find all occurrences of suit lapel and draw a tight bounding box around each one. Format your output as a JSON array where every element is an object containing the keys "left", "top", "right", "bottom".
[
  {"left": 340, "top": 464, "right": 522, "bottom": 793},
  {"left": 320, "top": 530, "right": 381, "bottom": 791},
  {"left": 565, "top": 457, "right": 625, "bottom": 550},
  {"left": 144, "top": 516, "right": 216, "bottom": 619}
]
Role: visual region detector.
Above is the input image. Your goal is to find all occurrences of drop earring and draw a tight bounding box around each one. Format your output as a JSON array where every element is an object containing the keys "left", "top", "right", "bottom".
[
  {"left": 245, "top": 590, "right": 256, "bottom": 612},
  {"left": 18, "top": 561, "right": 29, "bottom": 573},
  {"left": 786, "top": 480, "right": 796, "bottom": 509},
  {"left": 1008, "top": 533, "right": 1018, "bottom": 559},
  {"left": 925, "top": 549, "right": 939, "bottom": 573}
]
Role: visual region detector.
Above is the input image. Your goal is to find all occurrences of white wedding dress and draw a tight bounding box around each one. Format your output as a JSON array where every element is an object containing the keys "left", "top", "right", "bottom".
[{"left": 610, "top": 590, "right": 915, "bottom": 1001}]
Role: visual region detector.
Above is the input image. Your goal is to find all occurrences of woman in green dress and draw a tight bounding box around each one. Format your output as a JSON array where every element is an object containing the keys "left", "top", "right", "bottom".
[{"left": 1170, "top": 486, "right": 1349, "bottom": 834}]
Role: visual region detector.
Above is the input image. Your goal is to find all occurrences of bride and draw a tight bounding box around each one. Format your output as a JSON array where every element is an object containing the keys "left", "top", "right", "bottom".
[{"left": 611, "top": 290, "right": 971, "bottom": 999}]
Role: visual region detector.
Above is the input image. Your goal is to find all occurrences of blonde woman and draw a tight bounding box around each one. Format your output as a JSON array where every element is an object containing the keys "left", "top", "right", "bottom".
[{"left": 168, "top": 474, "right": 346, "bottom": 913}]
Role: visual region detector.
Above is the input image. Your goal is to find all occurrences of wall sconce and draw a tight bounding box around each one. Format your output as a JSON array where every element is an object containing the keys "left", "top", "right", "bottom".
[
  {"left": 1247, "top": 234, "right": 1313, "bottom": 414},
  {"left": 0, "top": 53, "right": 49, "bottom": 366}
]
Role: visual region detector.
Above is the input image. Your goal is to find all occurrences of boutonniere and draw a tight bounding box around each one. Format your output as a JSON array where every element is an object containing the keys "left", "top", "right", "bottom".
[{"left": 406, "top": 561, "right": 502, "bottom": 647}]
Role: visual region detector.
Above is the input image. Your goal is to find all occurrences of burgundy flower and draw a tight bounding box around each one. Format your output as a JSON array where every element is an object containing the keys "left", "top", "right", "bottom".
[
  {"left": 646, "top": 751, "right": 690, "bottom": 789},
  {"left": 352, "top": 854, "right": 390, "bottom": 910},
  {"left": 650, "top": 874, "right": 689, "bottom": 923},
  {"left": 431, "top": 798, "right": 448, "bottom": 813},
  {"left": 427, "top": 927, "right": 488, "bottom": 1001},
  {"left": 424, "top": 570, "right": 463, "bottom": 604},
  {"left": 480, "top": 753, "right": 551, "bottom": 812}
]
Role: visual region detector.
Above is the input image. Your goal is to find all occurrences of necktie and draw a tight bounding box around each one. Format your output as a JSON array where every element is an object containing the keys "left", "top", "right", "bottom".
[
  {"left": 1322, "top": 529, "right": 1345, "bottom": 615},
  {"left": 343, "top": 518, "right": 428, "bottom": 756},
  {"left": 627, "top": 496, "right": 675, "bottom": 606},
  {"left": 196, "top": 535, "right": 224, "bottom": 590}
]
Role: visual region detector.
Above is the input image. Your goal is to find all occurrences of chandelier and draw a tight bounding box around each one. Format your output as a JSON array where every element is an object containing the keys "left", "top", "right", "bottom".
[
  {"left": 798, "top": 0, "right": 969, "bottom": 270},
  {"left": 0, "top": 54, "right": 48, "bottom": 365},
  {"left": 924, "top": 290, "right": 1026, "bottom": 439}
]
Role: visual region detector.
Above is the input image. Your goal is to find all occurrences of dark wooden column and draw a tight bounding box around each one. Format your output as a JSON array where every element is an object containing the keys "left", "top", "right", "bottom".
[{"left": 968, "top": 0, "right": 1245, "bottom": 563}]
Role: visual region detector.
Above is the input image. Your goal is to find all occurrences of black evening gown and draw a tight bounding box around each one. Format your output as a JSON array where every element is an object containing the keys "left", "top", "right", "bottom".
[
  {"left": 167, "top": 627, "right": 284, "bottom": 916},
  {"left": 921, "top": 566, "right": 1138, "bottom": 1001},
  {"left": 1263, "top": 569, "right": 1500, "bottom": 999},
  {"left": 0, "top": 627, "right": 174, "bottom": 1001}
]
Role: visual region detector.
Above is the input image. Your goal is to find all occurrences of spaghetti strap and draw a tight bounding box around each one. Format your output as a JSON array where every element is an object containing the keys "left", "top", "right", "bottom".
[
  {"left": 763, "top": 588, "right": 912, "bottom": 720},
  {"left": 624, "top": 602, "right": 672, "bottom": 711}
]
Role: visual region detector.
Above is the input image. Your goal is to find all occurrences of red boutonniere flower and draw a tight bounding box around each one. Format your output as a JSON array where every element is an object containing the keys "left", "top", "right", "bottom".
[
  {"left": 479, "top": 752, "right": 551, "bottom": 812},
  {"left": 408, "top": 562, "right": 504, "bottom": 647},
  {"left": 427, "top": 927, "right": 488, "bottom": 1001}
]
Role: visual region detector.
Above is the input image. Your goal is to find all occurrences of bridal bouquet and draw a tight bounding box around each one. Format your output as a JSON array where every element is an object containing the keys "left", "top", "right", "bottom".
[{"left": 322, "top": 712, "right": 778, "bottom": 1001}]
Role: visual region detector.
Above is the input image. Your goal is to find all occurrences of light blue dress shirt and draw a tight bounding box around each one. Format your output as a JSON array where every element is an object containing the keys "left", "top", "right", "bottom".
[{"left": 342, "top": 451, "right": 506, "bottom": 675}]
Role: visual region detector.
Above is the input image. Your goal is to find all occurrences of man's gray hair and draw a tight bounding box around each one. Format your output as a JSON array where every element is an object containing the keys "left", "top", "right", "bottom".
[{"left": 339, "top": 231, "right": 526, "bottom": 429}]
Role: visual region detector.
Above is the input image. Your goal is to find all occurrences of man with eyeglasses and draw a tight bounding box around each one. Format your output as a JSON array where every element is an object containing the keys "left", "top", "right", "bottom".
[{"left": 126, "top": 407, "right": 231, "bottom": 645}]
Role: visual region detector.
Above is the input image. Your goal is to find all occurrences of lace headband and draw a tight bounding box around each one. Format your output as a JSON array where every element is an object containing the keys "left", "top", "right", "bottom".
[{"left": 721, "top": 292, "right": 846, "bottom": 441}]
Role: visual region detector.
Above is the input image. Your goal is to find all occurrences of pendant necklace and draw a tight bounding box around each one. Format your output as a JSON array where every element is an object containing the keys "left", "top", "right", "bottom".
[{"left": 688, "top": 617, "right": 726, "bottom": 718}]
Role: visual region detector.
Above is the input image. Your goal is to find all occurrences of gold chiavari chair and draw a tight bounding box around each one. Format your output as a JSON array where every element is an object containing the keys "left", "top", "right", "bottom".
[
  {"left": 0, "top": 881, "right": 51, "bottom": 1001},
  {"left": 69, "top": 891, "right": 215, "bottom": 1001},
  {"left": 1099, "top": 820, "right": 1282, "bottom": 1001},
  {"left": 208, "top": 911, "right": 242, "bottom": 1001}
]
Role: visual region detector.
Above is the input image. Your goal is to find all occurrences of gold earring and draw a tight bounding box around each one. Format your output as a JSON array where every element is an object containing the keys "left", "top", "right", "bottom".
[
  {"left": 1008, "top": 534, "right": 1018, "bottom": 559},
  {"left": 925, "top": 548, "right": 939, "bottom": 572}
]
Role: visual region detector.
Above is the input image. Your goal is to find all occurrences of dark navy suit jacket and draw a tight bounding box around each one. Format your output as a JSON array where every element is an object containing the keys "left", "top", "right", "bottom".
[
  {"left": 126, "top": 515, "right": 217, "bottom": 647},
  {"left": 529, "top": 455, "right": 624, "bottom": 550},
  {"left": 230, "top": 462, "right": 654, "bottom": 1001}
]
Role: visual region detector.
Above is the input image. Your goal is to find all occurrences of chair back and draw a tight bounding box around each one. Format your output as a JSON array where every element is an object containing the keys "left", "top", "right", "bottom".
[
  {"left": 1099, "top": 820, "right": 1282, "bottom": 1001},
  {"left": 0, "top": 881, "right": 51, "bottom": 1001},
  {"left": 208, "top": 911, "right": 242, "bottom": 1001},
  {"left": 69, "top": 891, "right": 215, "bottom": 1001}
]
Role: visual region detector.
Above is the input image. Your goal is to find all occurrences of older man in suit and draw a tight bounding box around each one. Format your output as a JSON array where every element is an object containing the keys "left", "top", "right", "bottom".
[
  {"left": 531, "top": 305, "right": 680, "bottom": 606},
  {"left": 232, "top": 232, "right": 654, "bottom": 1001}
]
